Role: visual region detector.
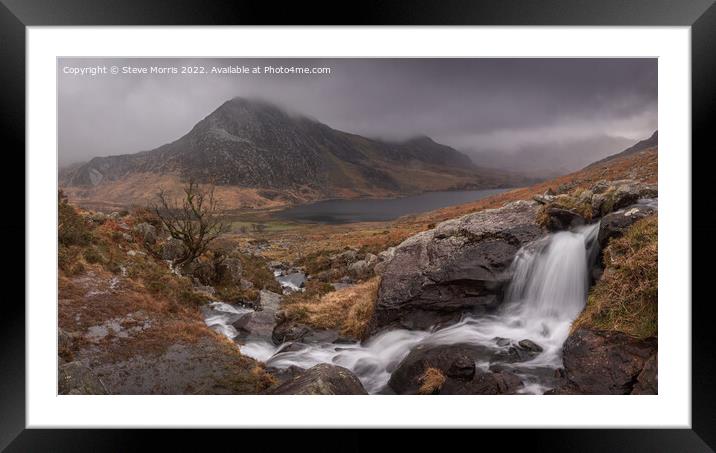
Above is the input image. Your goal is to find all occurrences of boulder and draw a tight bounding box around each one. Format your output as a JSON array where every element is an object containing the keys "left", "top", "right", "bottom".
[
  {"left": 550, "top": 328, "right": 657, "bottom": 394},
  {"left": 532, "top": 189, "right": 556, "bottom": 205},
  {"left": 373, "top": 247, "right": 396, "bottom": 275},
  {"left": 517, "top": 339, "right": 543, "bottom": 353},
  {"left": 265, "top": 365, "right": 306, "bottom": 385},
  {"left": 605, "top": 181, "right": 658, "bottom": 215},
  {"left": 133, "top": 222, "right": 157, "bottom": 244},
  {"left": 388, "top": 343, "right": 489, "bottom": 393},
  {"left": 332, "top": 249, "right": 358, "bottom": 263},
  {"left": 232, "top": 290, "right": 282, "bottom": 342},
  {"left": 631, "top": 354, "right": 658, "bottom": 395},
  {"left": 89, "top": 212, "right": 108, "bottom": 224},
  {"left": 597, "top": 202, "right": 657, "bottom": 249},
  {"left": 59, "top": 361, "right": 109, "bottom": 394},
  {"left": 387, "top": 343, "right": 522, "bottom": 395},
  {"left": 591, "top": 180, "right": 611, "bottom": 194},
  {"left": 216, "top": 256, "right": 243, "bottom": 285},
  {"left": 268, "top": 363, "right": 368, "bottom": 395},
  {"left": 180, "top": 260, "right": 215, "bottom": 285},
  {"left": 347, "top": 253, "right": 378, "bottom": 278},
  {"left": 272, "top": 321, "right": 312, "bottom": 344},
  {"left": 370, "top": 200, "right": 544, "bottom": 332},
  {"left": 439, "top": 369, "right": 522, "bottom": 395},
  {"left": 542, "top": 206, "right": 586, "bottom": 232}
]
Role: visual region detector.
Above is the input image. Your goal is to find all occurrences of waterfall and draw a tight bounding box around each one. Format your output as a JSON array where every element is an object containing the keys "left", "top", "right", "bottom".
[{"left": 206, "top": 223, "right": 601, "bottom": 394}]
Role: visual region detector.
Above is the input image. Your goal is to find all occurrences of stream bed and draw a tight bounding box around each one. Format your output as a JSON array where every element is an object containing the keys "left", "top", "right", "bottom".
[{"left": 203, "top": 222, "right": 602, "bottom": 394}]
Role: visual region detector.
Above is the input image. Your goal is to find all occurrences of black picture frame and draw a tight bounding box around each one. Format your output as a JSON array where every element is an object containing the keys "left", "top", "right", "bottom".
[{"left": 2, "top": 0, "right": 714, "bottom": 450}]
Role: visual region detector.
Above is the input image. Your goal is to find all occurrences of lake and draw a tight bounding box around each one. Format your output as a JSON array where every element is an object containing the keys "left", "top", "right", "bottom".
[{"left": 276, "top": 188, "right": 510, "bottom": 224}]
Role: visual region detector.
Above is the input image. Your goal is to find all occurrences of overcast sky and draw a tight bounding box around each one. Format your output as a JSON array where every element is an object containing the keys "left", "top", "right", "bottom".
[{"left": 58, "top": 58, "right": 657, "bottom": 169}]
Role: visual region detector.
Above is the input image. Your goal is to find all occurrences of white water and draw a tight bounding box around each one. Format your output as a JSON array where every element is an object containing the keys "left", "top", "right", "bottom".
[
  {"left": 210, "top": 223, "right": 601, "bottom": 394},
  {"left": 202, "top": 302, "right": 252, "bottom": 340}
]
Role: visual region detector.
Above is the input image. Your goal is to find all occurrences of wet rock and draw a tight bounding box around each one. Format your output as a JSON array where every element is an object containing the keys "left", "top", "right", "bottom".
[
  {"left": 440, "top": 369, "right": 522, "bottom": 395},
  {"left": 388, "top": 343, "right": 493, "bottom": 394},
  {"left": 493, "top": 337, "right": 511, "bottom": 347},
  {"left": 631, "top": 354, "right": 658, "bottom": 395},
  {"left": 597, "top": 202, "right": 657, "bottom": 249},
  {"left": 272, "top": 321, "right": 311, "bottom": 344},
  {"left": 542, "top": 206, "right": 585, "bottom": 232},
  {"left": 274, "top": 342, "right": 308, "bottom": 354},
  {"left": 232, "top": 290, "right": 282, "bottom": 342},
  {"left": 550, "top": 328, "right": 657, "bottom": 394},
  {"left": 59, "top": 361, "right": 109, "bottom": 394},
  {"left": 265, "top": 365, "right": 306, "bottom": 385},
  {"left": 259, "top": 290, "right": 282, "bottom": 311},
  {"left": 517, "top": 339, "right": 543, "bottom": 353},
  {"left": 277, "top": 272, "right": 306, "bottom": 293},
  {"left": 371, "top": 200, "right": 544, "bottom": 332},
  {"left": 494, "top": 345, "right": 541, "bottom": 363},
  {"left": 303, "top": 329, "right": 340, "bottom": 343},
  {"left": 446, "top": 355, "right": 476, "bottom": 380},
  {"left": 268, "top": 364, "right": 368, "bottom": 395},
  {"left": 133, "top": 222, "right": 157, "bottom": 244}
]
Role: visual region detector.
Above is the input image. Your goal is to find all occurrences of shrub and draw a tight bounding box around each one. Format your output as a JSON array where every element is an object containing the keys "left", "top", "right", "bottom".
[
  {"left": 58, "top": 194, "right": 92, "bottom": 246},
  {"left": 573, "top": 215, "right": 657, "bottom": 338},
  {"left": 417, "top": 368, "right": 446, "bottom": 394},
  {"left": 152, "top": 180, "right": 228, "bottom": 266},
  {"left": 82, "top": 246, "right": 106, "bottom": 264},
  {"left": 281, "top": 277, "right": 380, "bottom": 339}
]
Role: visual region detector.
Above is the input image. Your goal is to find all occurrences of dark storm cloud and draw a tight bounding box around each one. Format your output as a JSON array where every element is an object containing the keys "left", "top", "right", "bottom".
[{"left": 58, "top": 58, "right": 657, "bottom": 172}]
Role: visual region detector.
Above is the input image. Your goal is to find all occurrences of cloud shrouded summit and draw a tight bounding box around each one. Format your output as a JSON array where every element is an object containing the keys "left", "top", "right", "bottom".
[{"left": 58, "top": 58, "right": 657, "bottom": 173}]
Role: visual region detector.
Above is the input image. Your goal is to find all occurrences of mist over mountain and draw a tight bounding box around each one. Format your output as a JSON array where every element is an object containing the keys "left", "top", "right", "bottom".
[
  {"left": 61, "top": 98, "right": 529, "bottom": 208},
  {"left": 467, "top": 135, "right": 639, "bottom": 178}
]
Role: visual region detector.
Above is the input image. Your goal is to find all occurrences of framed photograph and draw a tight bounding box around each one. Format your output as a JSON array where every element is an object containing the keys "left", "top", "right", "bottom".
[{"left": 4, "top": 0, "right": 714, "bottom": 449}]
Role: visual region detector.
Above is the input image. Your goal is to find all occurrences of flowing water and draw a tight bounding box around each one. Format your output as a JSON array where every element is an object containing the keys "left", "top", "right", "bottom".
[{"left": 205, "top": 223, "right": 601, "bottom": 394}]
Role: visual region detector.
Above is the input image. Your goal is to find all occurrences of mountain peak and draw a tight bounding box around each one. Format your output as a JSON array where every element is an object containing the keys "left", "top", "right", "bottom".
[{"left": 62, "top": 97, "right": 516, "bottom": 195}]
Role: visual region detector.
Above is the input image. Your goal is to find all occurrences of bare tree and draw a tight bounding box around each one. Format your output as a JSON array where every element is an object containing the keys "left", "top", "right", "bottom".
[{"left": 153, "top": 179, "right": 228, "bottom": 266}]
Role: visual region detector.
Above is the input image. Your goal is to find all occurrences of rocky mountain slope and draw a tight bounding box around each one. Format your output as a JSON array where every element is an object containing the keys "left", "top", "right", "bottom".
[{"left": 60, "top": 98, "right": 527, "bottom": 209}]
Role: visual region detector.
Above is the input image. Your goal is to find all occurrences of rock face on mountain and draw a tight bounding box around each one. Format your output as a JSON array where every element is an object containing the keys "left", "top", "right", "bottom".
[
  {"left": 61, "top": 98, "right": 522, "bottom": 205},
  {"left": 370, "top": 200, "right": 544, "bottom": 332}
]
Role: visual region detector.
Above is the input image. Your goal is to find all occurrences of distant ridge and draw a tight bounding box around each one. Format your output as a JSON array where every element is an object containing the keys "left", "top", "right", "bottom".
[
  {"left": 60, "top": 98, "right": 530, "bottom": 208},
  {"left": 584, "top": 131, "right": 658, "bottom": 169}
]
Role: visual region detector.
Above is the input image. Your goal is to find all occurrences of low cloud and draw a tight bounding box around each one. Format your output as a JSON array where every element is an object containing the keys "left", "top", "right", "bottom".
[{"left": 58, "top": 58, "right": 657, "bottom": 170}]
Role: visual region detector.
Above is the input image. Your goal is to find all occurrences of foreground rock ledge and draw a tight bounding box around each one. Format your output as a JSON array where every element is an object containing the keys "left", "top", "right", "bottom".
[
  {"left": 370, "top": 200, "right": 544, "bottom": 332},
  {"left": 268, "top": 363, "right": 368, "bottom": 395},
  {"left": 548, "top": 328, "right": 657, "bottom": 395}
]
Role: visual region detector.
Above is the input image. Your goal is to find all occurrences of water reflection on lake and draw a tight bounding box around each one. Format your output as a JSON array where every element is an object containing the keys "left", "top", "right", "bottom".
[{"left": 276, "top": 189, "right": 511, "bottom": 224}]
